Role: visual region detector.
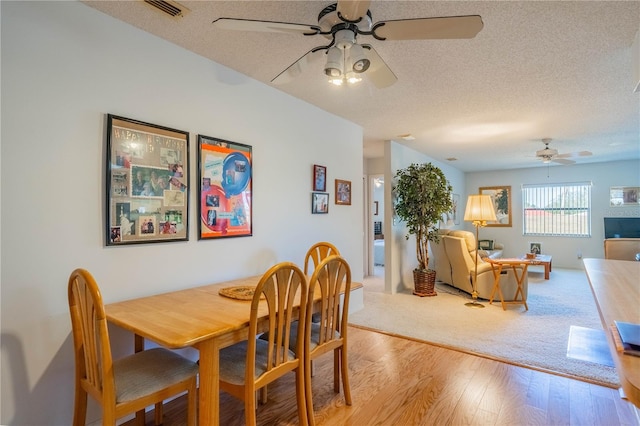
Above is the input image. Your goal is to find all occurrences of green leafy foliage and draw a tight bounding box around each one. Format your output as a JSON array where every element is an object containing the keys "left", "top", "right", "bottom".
[{"left": 393, "top": 163, "right": 453, "bottom": 271}]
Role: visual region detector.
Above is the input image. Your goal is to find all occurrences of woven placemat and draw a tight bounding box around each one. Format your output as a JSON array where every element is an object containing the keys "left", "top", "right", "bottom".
[{"left": 219, "top": 285, "right": 263, "bottom": 300}]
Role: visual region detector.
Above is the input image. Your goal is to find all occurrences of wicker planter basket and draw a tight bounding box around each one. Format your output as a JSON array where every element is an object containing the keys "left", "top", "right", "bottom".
[{"left": 413, "top": 269, "right": 437, "bottom": 297}]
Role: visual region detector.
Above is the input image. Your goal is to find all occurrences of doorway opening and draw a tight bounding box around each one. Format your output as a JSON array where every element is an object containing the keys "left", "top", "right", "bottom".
[{"left": 370, "top": 174, "right": 384, "bottom": 278}]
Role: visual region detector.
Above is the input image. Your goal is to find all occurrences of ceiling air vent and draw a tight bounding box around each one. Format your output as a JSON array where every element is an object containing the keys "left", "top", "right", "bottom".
[{"left": 143, "top": 0, "right": 189, "bottom": 18}]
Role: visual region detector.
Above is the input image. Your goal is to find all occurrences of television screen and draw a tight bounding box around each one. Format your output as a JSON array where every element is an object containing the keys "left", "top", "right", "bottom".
[{"left": 604, "top": 217, "right": 640, "bottom": 238}]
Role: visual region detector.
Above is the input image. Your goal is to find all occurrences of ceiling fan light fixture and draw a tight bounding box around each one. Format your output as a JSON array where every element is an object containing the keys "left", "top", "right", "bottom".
[
  {"left": 349, "top": 44, "right": 370, "bottom": 73},
  {"left": 325, "top": 68, "right": 342, "bottom": 78},
  {"left": 324, "top": 46, "right": 343, "bottom": 78},
  {"left": 334, "top": 29, "right": 356, "bottom": 49}
]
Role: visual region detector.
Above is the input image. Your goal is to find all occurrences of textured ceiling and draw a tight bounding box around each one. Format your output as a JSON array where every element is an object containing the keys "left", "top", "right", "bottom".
[{"left": 83, "top": 0, "right": 640, "bottom": 172}]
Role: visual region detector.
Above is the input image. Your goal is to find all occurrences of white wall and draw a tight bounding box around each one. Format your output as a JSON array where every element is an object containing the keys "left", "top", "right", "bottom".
[
  {"left": 0, "top": 2, "right": 364, "bottom": 424},
  {"left": 465, "top": 160, "right": 640, "bottom": 268}
]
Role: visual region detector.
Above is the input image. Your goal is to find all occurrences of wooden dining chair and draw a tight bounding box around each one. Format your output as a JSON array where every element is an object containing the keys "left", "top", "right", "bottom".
[
  {"left": 304, "top": 241, "right": 341, "bottom": 327},
  {"left": 218, "top": 262, "right": 308, "bottom": 426},
  {"left": 303, "top": 241, "right": 341, "bottom": 275},
  {"left": 67, "top": 268, "right": 198, "bottom": 426},
  {"left": 260, "top": 242, "right": 340, "bottom": 403},
  {"left": 301, "top": 255, "right": 353, "bottom": 426}
]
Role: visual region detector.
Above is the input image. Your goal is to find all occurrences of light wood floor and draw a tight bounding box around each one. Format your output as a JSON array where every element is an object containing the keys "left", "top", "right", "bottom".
[{"left": 125, "top": 325, "right": 640, "bottom": 426}]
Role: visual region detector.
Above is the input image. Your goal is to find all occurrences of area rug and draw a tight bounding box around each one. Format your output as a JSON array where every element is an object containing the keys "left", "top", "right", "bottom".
[{"left": 349, "top": 268, "right": 619, "bottom": 387}]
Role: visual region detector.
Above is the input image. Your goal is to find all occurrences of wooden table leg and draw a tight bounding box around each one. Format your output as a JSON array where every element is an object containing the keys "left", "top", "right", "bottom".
[
  {"left": 134, "top": 334, "right": 144, "bottom": 352},
  {"left": 510, "top": 264, "right": 528, "bottom": 311},
  {"left": 544, "top": 262, "right": 551, "bottom": 280},
  {"left": 197, "top": 339, "right": 220, "bottom": 426},
  {"left": 488, "top": 264, "right": 505, "bottom": 309}
]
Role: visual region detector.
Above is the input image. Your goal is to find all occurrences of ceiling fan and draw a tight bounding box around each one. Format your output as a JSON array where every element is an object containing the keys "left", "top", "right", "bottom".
[
  {"left": 535, "top": 138, "right": 593, "bottom": 165},
  {"left": 212, "top": 0, "right": 483, "bottom": 88}
]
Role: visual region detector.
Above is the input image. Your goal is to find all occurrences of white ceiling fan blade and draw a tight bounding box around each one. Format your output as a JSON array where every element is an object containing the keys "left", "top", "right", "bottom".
[
  {"left": 556, "top": 150, "right": 593, "bottom": 159},
  {"left": 336, "top": 0, "right": 371, "bottom": 22},
  {"left": 552, "top": 158, "right": 576, "bottom": 165},
  {"left": 372, "top": 15, "right": 483, "bottom": 40},
  {"left": 361, "top": 44, "right": 397, "bottom": 88},
  {"left": 212, "top": 18, "right": 320, "bottom": 36},
  {"left": 271, "top": 49, "right": 326, "bottom": 85}
]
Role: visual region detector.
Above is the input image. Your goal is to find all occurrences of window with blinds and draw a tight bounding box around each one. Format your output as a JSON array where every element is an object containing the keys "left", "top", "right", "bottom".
[{"left": 522, "top": 182, "right": 592, "bottom": 237}]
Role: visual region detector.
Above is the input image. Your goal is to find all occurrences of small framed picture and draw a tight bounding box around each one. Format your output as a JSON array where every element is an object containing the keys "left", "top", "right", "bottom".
[
  {"left": 312, "top": 192, "right": 329, "bottom": 214},
  {"left": 478, "top": 239, "right": 494, "bottom": 250},
  {"left": 530, "top": 242, "right": 542, "bottom": 255},
  {"left": 610, "top": 186, "right": 640, "bottom": 206},
  {"left": 335, "top": 179, "right": 352, "bottom": 205},
  {"left": 313, "top": 164, "right": 326, "bottom": 192}
]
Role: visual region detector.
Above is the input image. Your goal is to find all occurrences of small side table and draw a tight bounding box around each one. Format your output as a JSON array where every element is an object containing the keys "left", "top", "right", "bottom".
[
  {"left": 485, "top": 258, "right": 529, "bottom": 311},
  {"left": 519, "top": 254, "right": 552, "bottom": 279}
]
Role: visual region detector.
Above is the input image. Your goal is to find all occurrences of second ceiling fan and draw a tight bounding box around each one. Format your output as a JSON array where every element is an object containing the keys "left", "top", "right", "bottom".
[
  {"left": 535, "top": 138, "right": 593, "bottom": 165},
  {"left": 212, "top": 0, "right": 483, "bottom": 88}
]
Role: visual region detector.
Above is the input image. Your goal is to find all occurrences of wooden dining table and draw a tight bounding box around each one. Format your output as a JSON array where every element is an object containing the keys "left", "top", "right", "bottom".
[
  {"left": 583, "top": 258, "right": 640, "bottom": 408},
  {"left": 105, "top": 274, "right": 361, "bottom": 425}
]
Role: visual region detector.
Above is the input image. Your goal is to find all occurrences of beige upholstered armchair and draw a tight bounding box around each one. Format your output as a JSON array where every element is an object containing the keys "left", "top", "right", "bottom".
[
  {"left": 431, "top": 229, "right": 453, "bottom": 285},
  {"left": 431, "top": 230, "right": 527, "bottom": 300}
]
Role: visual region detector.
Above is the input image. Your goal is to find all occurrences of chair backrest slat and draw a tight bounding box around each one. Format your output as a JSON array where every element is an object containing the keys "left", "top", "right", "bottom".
[
  {"left": 308, "top": 255, "right": 351, "bottom": 348},
  {"left": 68, "top": 268, "right": 115, "bottom": 403},
  {"left": 248, "top": 262, "right": 307, "bottom": 380},
  {"left": 304, "top": 242, "right": 340, "bottom": 275}
]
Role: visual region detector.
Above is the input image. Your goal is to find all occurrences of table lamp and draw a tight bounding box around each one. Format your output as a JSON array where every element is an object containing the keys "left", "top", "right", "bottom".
[{"left": 463, "top": 194, "right": 497, "bottom": 308}]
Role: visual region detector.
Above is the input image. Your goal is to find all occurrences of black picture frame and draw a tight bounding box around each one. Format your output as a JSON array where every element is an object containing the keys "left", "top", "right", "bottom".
[
  {"left": 312, "top": 192, "right": 329, "bottom": 214},
  {"left": 105, "top": 114, "right": 189, "bottom": 245},
  {"left": 530, "top": 242, "right": 542, "bottom": 255},
  {"left": 478, "top": 239, "right": 494, "bottom": 250}
]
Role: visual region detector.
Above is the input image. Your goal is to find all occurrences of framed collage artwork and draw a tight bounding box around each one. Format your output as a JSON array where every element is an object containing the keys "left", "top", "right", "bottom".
[
  {"left": 198, "top": 135, "right": 252, "bottom": 239},
  {"left": 105, "top": 114, "right": 189, "bottom": 245}
]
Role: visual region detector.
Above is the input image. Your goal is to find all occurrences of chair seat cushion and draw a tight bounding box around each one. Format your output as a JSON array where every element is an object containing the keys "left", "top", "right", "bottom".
[
  {"left": 219, "top": 338, "right": 295, "bottom": 385},
  {"left": 113, "top": 347, "right": 198, "bottom": 403}
]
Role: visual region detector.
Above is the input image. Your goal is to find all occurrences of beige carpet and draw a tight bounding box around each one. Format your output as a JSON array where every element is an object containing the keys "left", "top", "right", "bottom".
[{"left": 351, "top": 267, "right": 619, "bottom": 387}]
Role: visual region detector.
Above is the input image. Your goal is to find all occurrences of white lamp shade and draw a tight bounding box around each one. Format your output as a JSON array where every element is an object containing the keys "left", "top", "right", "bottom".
[{"left": 464, "top": 194, "right": 497, "bottom": 222}]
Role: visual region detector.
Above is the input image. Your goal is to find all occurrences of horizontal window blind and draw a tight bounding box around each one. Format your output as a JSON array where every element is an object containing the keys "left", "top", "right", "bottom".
[{"left": 522, "top": 182, "right": 592, "bottom": 237}]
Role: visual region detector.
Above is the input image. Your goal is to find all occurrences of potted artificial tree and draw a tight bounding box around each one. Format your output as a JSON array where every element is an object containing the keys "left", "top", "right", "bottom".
[{"left": 394, "top": 162, "right": 453, "bottom": 296}]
